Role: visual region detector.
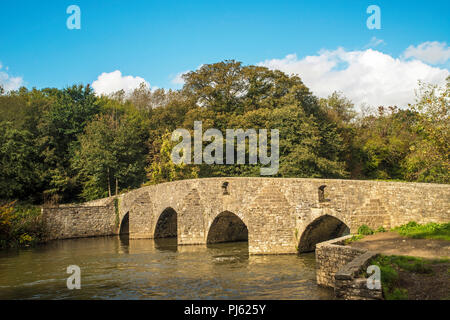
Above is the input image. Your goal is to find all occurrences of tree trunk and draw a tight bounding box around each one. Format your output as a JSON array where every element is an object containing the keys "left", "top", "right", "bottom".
[{"left": 107, "top": 168, "right": 111, "bottom": 197}]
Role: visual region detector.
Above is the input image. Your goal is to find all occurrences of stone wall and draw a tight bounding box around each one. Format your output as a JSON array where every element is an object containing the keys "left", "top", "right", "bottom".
[
  {"left": 334, "top": 251, "right": 382, "bottom": 300},
  {"left": 41, "top": 177, "right": 450, "bottom": 254},
  {"left": 316, "top": 235, "right": 383, "bottom": 300},
  {"left": 41, "top": 204, "right": 116, "bottom": 240},
  {"left": 315, "top": 235, "right": 366, "bottom": 287}
]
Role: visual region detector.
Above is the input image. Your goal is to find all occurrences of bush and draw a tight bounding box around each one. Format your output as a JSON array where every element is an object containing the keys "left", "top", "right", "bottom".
[
  {"left": 0, "top": 202, "right": 44, "bottom": 248},
  {"left": 376, "top": 226, "right": 386, "bottom": 233},
  {"left": 358, "top": 224, "right": 374, "bottom": 235}
]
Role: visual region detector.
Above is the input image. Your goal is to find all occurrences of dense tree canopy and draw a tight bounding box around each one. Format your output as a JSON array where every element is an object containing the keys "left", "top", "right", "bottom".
[{"left": 0, "top": 62, "right": 448, "bottom": 204}]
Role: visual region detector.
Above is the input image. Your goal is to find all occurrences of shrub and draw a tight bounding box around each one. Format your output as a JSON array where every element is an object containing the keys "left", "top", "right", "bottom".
[
  {"left": 0, "top": 202, "right": 44, "bottom": 248},
  {"left": 358, "top": 224, "right": 374, "bottom": 235},
  {"left": 376, "top": 226, "right": 386, "bottom": 233}
]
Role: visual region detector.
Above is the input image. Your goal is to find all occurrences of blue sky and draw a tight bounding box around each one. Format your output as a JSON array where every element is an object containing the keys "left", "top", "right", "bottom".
[{"left": 1, "top": 0, "right": 449, "bottom": 107}]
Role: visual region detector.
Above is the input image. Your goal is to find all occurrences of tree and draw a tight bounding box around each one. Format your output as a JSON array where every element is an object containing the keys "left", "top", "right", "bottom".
[
  {"left": 38, "top": 85, "right": 100, "bottom": 202},
  {"left": 146, "top": 132, "right": 199, "bottom": 184},
  {"left": 352, "top": 106, "right": 418, "bottom": 180},
  {"left": 403, "top": 78, "right": 449, "bottom": 183},
  {"left": 73, "top": 112, "right": 149, "bottom": 201},
  {"left": 0, "top": 122, "right": 42, "bottom": 199}
]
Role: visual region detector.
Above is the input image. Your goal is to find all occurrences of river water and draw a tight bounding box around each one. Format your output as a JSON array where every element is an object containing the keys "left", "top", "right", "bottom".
[{"left": 0, "top": 237, "right": 333, "bottom": 300}]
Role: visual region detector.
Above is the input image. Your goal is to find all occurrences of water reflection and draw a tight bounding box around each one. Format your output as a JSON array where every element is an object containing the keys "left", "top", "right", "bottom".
[
  {"left": 0, "top": 237, "right": 333, "bottom": 300},
  {"left": 154, "top": 238, "right": 177, "bottom": 253}
]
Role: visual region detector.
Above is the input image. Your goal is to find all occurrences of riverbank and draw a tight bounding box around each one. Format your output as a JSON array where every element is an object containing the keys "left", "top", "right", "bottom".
[
  {"left": 347, "top": 222, "right": 450, "bottom": 300},
  {"left": 348, "top": 231, "right": 450, "bottom": 259},
  {"left": 367, "top": 254, "right": 449, "bottom": 300}
]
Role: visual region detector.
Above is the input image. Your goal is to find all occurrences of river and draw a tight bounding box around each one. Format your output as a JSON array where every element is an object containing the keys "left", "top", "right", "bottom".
[{"left": 0, "top": 236, "right": 333, "bottom": 300}]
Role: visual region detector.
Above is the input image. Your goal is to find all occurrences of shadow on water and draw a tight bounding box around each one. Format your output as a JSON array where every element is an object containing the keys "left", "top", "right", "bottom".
[
  {"left": 154, "top": 237, "right": 178, "bottom": 252},
  {"left": 119, "top": 234, "right": 130, "bottom": 254},
  {"left": 207, "top": 241, "right": 249, "bottom": 265}
]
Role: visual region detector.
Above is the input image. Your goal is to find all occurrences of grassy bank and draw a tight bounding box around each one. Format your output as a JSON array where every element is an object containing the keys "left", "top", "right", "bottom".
[
  {"left": 346, "top": 221, "right": 450, "bottom": 244},
  {"left": 0, "top": 202, "right": 44, "bottom": 248},
  {"left": 393, "top": 221, "right": 450, "bottom": 241},
  {"left": 369, "top": 254, "right": 449, "bottom": 300}
]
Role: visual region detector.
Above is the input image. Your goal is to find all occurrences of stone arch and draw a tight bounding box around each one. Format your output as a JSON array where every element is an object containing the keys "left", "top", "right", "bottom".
[
  {"left": 154, "top": 207, "right": 178, "bottom": 239},
  {"left": 298, "top": 214, "right": 350, "bottom": 253},
  {"left": 207, "top": 211, "right": 248, "bottom": 244},
  {"left": 119, "top": 212, "right": 130, "bottom": 235}
]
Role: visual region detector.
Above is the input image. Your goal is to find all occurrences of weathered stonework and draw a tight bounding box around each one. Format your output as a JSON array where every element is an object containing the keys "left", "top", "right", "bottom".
[
  {"left": 316, "top": 235, "right": 382, "bottom": 300},
  {"left": 315, "top": 235, "right": 366, "bottom": 287},
  {"left": 334, "top": 251, "right": 382, "bottom": 300},
  {"left": 41, "top": 205, "right": 116, "bottom": 240},
  {"left": 41, "top": 177, "right": 450, "bottom": 255}
]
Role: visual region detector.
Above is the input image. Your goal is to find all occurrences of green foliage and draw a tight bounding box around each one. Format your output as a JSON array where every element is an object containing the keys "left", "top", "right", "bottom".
[
  {"left": 344, "top": 234, "right": 364, "bottom": 244},
  {"left": 0, "top": 202, "right": 44, "bottom": 248},
  {"left": 38, "top": 85, "right": 101, "bottom": 201},
  {"left": 369, "top": 255, "right": 402, "bottom": 300},
  {"left": 403, "top": 78, "right": 449, "bottom": 184},
  {"left": 0, "top": 62, "right": 448, "bottom": 207},
  {"left": 0, "top": 122, "right": 42, "bottom": 200},
  {"left": 385, "top": 288, "right": 409, "bottom": 300},
  {"left": 394, "top": 221, "right": 450, "bottom": 241},
  {"left": 73, "top": 112, "right": 149, "bottom": 201},
  {"left": 376, "top": 226, "right": 387, "bottom": 233},
  {"left": 145, "top": 132, "right": 199, "bottom": 184},
  {"left": 358, "top": 225, "right": 374, "bottom": 235}
]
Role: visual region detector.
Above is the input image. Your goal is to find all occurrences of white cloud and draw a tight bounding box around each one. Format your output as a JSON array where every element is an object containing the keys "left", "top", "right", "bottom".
[
  {"left": 403, "top": 41, "right": 450, "bottom": 65},
  {"left": 364, "top": 37, "right": 386, "bottom": 49},
  {"left": 92, "top": 70, "right": 150, "bottom": 96},
  {"left": 171, "top": 70, "right": 190, "bottom": 85},
  {"left": 0, "top": 63, "right": 23, "bottom": 92},
  {"left": 258, "top": 48, "right": 449, "bottom": 108},
  {"left": 170, "top": 65, "right": 205, "bottom": 87}
]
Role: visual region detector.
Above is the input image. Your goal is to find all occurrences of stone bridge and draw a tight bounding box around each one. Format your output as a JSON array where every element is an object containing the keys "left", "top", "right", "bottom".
[{"left": 42, "top": 177, "right": 450, "bottom": 254}]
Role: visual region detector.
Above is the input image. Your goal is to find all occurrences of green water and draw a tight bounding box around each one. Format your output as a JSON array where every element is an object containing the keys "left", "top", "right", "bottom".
[{"left": 0, "top": 237, "right": 333, "bottom": 300}]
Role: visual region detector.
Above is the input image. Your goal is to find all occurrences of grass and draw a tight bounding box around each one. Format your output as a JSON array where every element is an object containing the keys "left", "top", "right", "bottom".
[
  {"left": 344, "top": 224, "right": 387, "bottom": 244},
  {"left": 347, "top": 221, "right": 450, "bottom": 245},
  {"left": 393, "top": 221, "right": 450, "bottom": 241},
  {"left": 358, "top": 225, "right": 374, "bottom": 235},
  {"left": 368, "top": 254, "right": 449, "bottom": 300}
]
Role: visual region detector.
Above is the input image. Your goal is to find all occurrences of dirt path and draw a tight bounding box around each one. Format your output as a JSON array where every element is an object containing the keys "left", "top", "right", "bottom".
[
  {"left": 348, "top": 232, "right": 450, "bottom": 259},
  {"left": 398, "top": 263, "right": 450, "bottom": 300}
]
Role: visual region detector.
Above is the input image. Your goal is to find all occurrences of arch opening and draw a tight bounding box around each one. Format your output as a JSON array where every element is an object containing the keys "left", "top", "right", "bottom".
[
  {"left": 154, "top": 207, "right": 178, "bottom": 239},
  {"left": 119, "top": 212, "right": 129, "bottom": 235},
  {"left": 298, "top": 215, "right": 350, "bottom": 253},
  {"left": 207, "top": 211, "right": 248, "bottom": 244}
]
